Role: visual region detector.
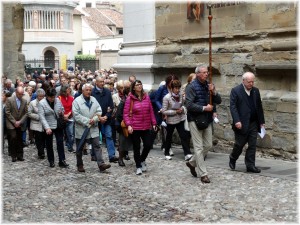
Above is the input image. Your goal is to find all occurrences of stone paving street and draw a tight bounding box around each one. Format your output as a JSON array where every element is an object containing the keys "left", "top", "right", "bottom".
[{"left": 1, "top": 141, "right": 298, "bottom": 223}]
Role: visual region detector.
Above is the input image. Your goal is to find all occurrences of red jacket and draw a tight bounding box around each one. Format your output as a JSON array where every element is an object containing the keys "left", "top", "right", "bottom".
[
  {"left": 59, "top": 95, "right": 74, "bottom": 118},
  {"left": 123, "top": 93, "right": 156, "bottom": 130}
]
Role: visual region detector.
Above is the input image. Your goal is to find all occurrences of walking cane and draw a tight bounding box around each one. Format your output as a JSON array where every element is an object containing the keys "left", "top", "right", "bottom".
[{"left": 208, "top": 4, "right": 213, "bottom": 105}]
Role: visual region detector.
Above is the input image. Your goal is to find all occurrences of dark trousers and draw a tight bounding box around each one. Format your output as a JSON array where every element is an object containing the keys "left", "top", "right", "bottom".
[
  {"left": 34, "top": 131, "right": 45, "bottom": 156},
  {"left": 131, "top": 129, "right": 152, "bottom": 168},
  {"left": 165, "top": 121, "right": 192, "bottom": 156},
  {"left": 7, "top": 127, "right": 23, "bottom": 158},
  {"left": 76, "top": 137, "right": 104, "bottom": 167},
  {"left": 230, "top": 121, "right": 258, "bottom": 167},
  {"left": 45, "top": 128, "right": 65, "bottom": 163}
]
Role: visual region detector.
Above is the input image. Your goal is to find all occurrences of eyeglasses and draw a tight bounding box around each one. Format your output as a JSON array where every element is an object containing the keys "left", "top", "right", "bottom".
[{"left": 135, "top": 83, "right": 142, "bottom": 86}]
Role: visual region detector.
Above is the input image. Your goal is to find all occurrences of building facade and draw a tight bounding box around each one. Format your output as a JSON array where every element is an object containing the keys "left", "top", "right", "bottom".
[
  {"left": 116, "top": 2, "right": 298, "bottom": 160},
  {"left": 22, "top": 1, "right": 78, "bottom": 69}
]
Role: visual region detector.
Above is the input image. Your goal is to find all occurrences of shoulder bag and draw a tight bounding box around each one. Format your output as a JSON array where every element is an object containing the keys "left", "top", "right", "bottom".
[{"left": 121, "top": 100, "right": 133, "bottom": 137}]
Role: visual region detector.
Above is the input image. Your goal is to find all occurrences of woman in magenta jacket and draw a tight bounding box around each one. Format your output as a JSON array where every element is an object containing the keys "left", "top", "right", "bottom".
[{"left": 123, "top": 80, "right": 157, "bottom": 175}]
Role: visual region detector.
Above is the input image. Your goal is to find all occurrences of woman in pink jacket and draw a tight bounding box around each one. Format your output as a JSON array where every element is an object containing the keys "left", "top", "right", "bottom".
[{"left": 123, "top": 80, "right": 157, "bottom": 175}]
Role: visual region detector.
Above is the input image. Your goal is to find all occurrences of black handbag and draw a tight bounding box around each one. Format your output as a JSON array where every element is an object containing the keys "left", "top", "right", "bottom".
[
  {"left": 57, "top": 113, "right": 67, "bottom": 129},
  {"left": 194, "top": 113, "right": 209, "bottom": 130}
]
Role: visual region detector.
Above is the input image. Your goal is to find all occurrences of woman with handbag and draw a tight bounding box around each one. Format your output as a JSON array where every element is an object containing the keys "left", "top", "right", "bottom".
[
  {"left": 38, "top": 88, "right": 69, "bottom": 168},
  {"left": 161, "top": 80, "right": 193, "bottom": 161},
  {"left": 115, "top": 80, "right": 133, "bottom": 166},
  {"left": 123, "top": 80, "right": 157, "bottom": 175}
]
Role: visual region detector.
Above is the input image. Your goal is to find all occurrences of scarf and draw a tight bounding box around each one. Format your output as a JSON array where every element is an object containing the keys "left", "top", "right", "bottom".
[{"left": 171, "top": 92, "right": 180, "bottom": 102}]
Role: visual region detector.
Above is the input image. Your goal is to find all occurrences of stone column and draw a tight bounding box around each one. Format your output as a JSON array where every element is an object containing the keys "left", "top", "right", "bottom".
[
  {"left": 112, "top": 2, "right": 156, "bottom": 90},
  {"left": 2, "top": 3, "right": 25, "bottom": 80},
  {"left": 95, "top": 45, "right": 101, "bottom": 70}
]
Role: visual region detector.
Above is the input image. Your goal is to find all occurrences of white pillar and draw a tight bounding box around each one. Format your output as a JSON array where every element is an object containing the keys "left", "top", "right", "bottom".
[{"left": 112, "top": 2, "right": 156, "bottom": 91}]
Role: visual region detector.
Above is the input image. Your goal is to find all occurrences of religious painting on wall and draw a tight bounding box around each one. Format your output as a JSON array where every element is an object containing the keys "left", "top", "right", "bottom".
[{"left": 187, "top": 2, "right": 205, "bottom": 22}]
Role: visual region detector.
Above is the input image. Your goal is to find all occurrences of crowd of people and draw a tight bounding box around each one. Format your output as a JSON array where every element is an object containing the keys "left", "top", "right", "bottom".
[{"left": 2, "top": 64, "right": 265, "bottom": 182}]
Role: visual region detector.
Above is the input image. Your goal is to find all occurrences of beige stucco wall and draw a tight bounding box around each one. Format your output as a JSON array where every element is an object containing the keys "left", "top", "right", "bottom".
[{"left": 154, "top": 3, "right": 298, "bottom": 160}]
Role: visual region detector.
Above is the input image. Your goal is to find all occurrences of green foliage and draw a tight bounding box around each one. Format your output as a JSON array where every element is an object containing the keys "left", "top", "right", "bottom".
[{"left": 75, "top": 54, "right": 96, "bottom": 60}]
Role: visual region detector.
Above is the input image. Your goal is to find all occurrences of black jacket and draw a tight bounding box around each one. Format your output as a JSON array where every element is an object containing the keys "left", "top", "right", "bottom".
[{"left": 230, "top": 84, "right": 265, "bottom": 134}]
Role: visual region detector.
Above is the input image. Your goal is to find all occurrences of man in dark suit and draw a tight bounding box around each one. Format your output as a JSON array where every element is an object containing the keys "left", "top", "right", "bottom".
[
  {"left": 5, "top": 87, "right": 28, "bottom": 162},
  {"left": 229, "top": 72, "right": 265, "bottom": 173}
]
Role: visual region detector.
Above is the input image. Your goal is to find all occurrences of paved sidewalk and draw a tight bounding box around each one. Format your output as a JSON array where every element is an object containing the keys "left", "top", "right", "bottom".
[{"left": 153, "top": 144, "right": 298, "bottom": 181}]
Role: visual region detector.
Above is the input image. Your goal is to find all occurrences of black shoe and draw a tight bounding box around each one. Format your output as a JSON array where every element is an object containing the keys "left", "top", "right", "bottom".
[
  {"left": 91, "top": 156, "right": 97, "bottom": 161},
  {"left": 247, "top": 166, "right": 261, "bottom": 173},
  {"left": 68, "top": 148, "right": 75, "bottom": 153},
  {"left": 38, "top": 154, "right": 45, "bottom": 159},
  {"left": 59, "top": 160, "right": 69, "bottom": 168},
  {"left": 83, "top": 149, "right": 88, "bottom": 155},
  {"left": 109, "top": 156, "right": 119, "bottom": 163},
  {"left": 12, "top": 157, "right": 17, "bottom": 162},
  {"left": 229, "top": 157, "right": 236, "bottom": 170},
  {"left": 17, "top": 157, "right": 24, "bottom": 161},
  {"left": 118, "top": 158, "right": 125, "bottom": 167},
  {"left": 29, "top": 140, "right": 35, "bottom": 145},
  {"left": 124, "top": 154, "right": 130, "bottom": 160},
  {"left": 49, "top": 161, "right": 55, "bottom": 168}
]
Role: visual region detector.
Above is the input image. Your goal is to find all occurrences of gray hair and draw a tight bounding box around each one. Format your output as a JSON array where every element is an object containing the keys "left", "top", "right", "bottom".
[
  {"left": 36, "top": 88, "right": 45, "bottom": 96},
  {"left": 195, "top": 64, "right": 208, "bottom": 73},
  {"left": 5, "top": 79, "right": 12, "bottom": 84},
  {"left": 82, "top": 83, "right": 93, "bottom": 90},
  {"left": 242, "top": 72, "right": 255, "bottom": 80}
]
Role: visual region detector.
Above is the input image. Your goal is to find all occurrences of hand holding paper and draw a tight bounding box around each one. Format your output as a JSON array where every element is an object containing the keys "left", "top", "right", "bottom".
[{"left": 258, "top": 127, "right": 266, "bottom": 139}]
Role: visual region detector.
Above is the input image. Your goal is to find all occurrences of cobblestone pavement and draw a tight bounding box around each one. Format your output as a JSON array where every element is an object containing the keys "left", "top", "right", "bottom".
[{"left": 1, "top": 142, "right": 298, "bottom": 223}]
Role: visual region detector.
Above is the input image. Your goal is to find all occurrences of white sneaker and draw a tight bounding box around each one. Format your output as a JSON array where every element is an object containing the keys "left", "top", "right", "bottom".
[
  {"left": 136, "top": 168, "right": 142, "bottom": 175},
  {"left": 141, "top": 161, "right": 147, "bottom": 172},
  {"left": 165, "top": 155, "right": 172, "bottom": 160},
  {"left": 169, "top": 149, "right": 174, "bottom": 156},
  {"left": 185, "top": 154, "right": 193, "bottom": 161}
]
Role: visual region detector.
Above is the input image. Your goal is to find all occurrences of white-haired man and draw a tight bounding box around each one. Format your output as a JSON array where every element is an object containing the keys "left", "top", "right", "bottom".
[{"left": 72, "top": 83, "right": 111, "bottom": 173}]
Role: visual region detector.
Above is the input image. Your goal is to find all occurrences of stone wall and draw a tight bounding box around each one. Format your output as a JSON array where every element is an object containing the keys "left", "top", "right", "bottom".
[
  {"left": 2, "top": 2, "right": 25, "bottom": 81},
  {"left": 153, "top": 3, "right": 298, "bottom": 160}
]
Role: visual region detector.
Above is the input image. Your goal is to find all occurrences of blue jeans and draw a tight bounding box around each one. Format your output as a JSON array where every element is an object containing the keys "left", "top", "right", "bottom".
[
  {"left": 91, "top": 124, "right": 116, "bottom": 160},
  {"left": 64, "top": 120, "right": 74, "bottom": 150}
]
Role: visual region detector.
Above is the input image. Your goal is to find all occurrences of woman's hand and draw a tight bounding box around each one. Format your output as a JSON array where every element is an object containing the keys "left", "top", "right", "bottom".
[
  {"left": 128, "top": 125, "right": 133, "bottom": 134},
  {"left": 46, "top": 128, "right": 52, "bottom": 135}
]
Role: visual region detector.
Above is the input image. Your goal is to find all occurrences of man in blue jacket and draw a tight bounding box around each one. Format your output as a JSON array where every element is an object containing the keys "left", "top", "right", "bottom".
[
  {"left": 229, "top": 72, "right": 265, "bottom": 173},
  {"left": 184, "top": 64, "right": 222, "bottom": 183},
  {"left": 92, "top": 77, "right": 119, "bottom": 163}
]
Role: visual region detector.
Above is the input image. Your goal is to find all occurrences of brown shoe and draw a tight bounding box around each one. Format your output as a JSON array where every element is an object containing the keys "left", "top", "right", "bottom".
[
  {"left": 200, "top": 175, "right": 210, "bottom": 183},
  {"left": 186, "top": 162, "right": 197, "bottom": 177},
  {"left": 78, "top": 165, "right": 85, "bottom": 172},
  {"left": 99, "top": 163, "right": 111, "bottom": 172}
]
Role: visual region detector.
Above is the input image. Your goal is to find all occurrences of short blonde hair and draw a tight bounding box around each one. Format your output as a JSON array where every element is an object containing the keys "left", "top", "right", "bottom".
[{"left": 116, "top": 80, "right": 124, "bottom": 91}]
